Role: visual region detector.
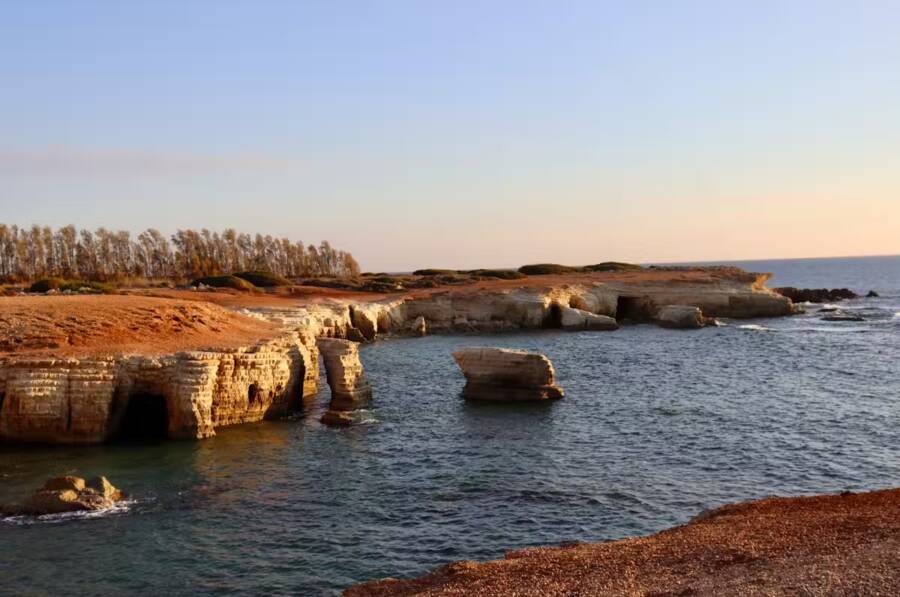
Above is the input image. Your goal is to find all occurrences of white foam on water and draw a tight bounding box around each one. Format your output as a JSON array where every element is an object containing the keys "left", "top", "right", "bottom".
[
  {"left": 1, "top": 499, "right": 137, "bottom": 526},
  {"left": 738, "top": 324, "right": 771, "bottom": 332}
]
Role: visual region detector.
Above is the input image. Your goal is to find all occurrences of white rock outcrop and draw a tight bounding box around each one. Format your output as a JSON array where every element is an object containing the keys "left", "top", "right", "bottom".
[
  {"left": 559, "top": 306, "right": 619, "bottom": 331},
  {"left": 655, "top": 305, "right": 710, "bottom": 329},
  {"left": 452, "top": 347, "right": 564, "bottom": 401}
]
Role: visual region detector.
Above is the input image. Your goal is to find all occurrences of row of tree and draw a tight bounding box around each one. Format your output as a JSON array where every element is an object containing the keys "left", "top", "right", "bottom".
[{"left": 0, "top": 224, "right": 360, "bottom": 281}]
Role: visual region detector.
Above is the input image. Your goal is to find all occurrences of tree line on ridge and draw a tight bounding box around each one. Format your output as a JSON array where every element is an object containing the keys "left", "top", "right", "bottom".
[{"left": 0, "top": 224, "right": 360, "bottom": 282}]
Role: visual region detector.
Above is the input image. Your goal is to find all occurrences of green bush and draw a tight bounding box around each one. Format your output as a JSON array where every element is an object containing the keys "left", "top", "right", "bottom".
[
  {"left": 300, "top": 278, "right": 358, "bottom": 290},
  {"left": 59, "top": 280, "right": 117, "bottom": 294},
  {"left": 233, "top": 271, "right": 291, "bottom": 287},
  {"left": 371, "top": 275, "right": 402, "bottom": 284},
  {"left": 28, "top": 278, "right": 117, "bottom": 294},
  {"left": 517, "top": 263, "right": 580, "bottom": 275},
  {"left": 582, "top": 262, "right": 643, "bottom": 272},
  {"left": 413, "top": 268, "right": 458, "bottom": 276},
  {"left": 192, "top": 275, "right": 257, "bottom": 291},
  {"left": 464, "top": 269, "right": 526, "bottom": 280},
  {"left": 28, "top": 277, "right": 65, "bottom": 292}
]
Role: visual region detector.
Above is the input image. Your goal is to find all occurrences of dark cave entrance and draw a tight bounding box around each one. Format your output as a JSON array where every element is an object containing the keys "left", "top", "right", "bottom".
[
  {"left": 615, "top": 296, "right": 656, "bottom": 323},
  {"left": 117, "top": 392, "right": 169, "bottom": 440},
  {"left": 543, "top": 303, "right": 563, "bottom": 328}
]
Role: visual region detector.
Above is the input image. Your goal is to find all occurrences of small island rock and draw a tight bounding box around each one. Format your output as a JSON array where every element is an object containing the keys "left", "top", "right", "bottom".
[
  {"left": 452, "top": 347, "right": 564, "bottom": 401},
  {"left": 5, "top": 476, "right": 125, "bottom": 516}
]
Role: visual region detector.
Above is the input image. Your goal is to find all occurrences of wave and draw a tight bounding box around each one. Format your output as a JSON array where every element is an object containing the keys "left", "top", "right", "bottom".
[
  {"left": 738, "top": 324, "right": 772, "bottom": 332},
  {"left": 1, "top": 499, "right": 137, "bottom": 526}
]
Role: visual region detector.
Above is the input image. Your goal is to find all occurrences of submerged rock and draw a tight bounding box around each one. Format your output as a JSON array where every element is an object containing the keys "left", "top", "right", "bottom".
[
  {"left": 822, "top": 313, "right": 865, "bottom": 322},
  {"left": 655, "top": 305, "right": 713, "bottom": 329},
  {"left": 867, "top": 290, "right": 880, "bottom": 298},
  {"left": 3, "top": 476, "right": 125, "bottom": 516},
  {"left": 452, "top": 347, "right": 564, "bottom": 401},
  {"left": 320, "top": 410, "right": 355, "bottom": 427}
]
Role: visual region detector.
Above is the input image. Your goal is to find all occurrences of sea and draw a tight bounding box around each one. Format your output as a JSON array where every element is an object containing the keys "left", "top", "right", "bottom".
[{"left": 1, "top": 255, "right": 898, "bottom": 595}]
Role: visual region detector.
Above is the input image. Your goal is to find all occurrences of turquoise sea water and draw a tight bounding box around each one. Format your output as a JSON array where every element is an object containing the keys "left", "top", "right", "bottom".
[{"left": 1, "top": 256, "right": 899, "bottom": 595}]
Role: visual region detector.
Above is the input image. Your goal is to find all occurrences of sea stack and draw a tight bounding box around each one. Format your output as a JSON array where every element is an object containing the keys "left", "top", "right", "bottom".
[
  {"left": 317, "top": 338, "right": 372, "bottom": 425},
  {"left": 452, "top": 347, "right": 564, "bottom": 401}
]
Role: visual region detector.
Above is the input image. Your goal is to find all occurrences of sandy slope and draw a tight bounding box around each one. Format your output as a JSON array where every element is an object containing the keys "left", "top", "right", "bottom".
[
  {"left": 0, "top": 295, "right": 279, "bottom": 356},
  {"left": 346, "top": 489, "right": 900, "bottom": 596}
]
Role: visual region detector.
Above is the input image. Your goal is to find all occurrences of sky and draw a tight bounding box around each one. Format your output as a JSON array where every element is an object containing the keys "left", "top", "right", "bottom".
[{"left": 1, "top": 1, "right": 899, "bottom": 271}]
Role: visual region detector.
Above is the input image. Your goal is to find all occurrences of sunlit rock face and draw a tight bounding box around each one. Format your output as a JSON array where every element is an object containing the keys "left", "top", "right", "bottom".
[
  {"left": 655, "top": 305, "right": 710, "bottom": 329},
  {"left": 2, "top": 475, "right": 125, "bottom": 515},
  {"left": 317, "top": 338, "right": 372, "bottom": 411},
  {"left": 317, "top": 338, "right": 373, "bottom": 427},
  {"left": 452, "top": 347, "right": 564, "bottom": 401},
  {"left": 0, "top": 332, "right": 319, "bottom": 444}
]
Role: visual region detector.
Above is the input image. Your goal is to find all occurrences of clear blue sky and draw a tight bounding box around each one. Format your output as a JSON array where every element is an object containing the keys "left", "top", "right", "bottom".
[{"left": 2, "top": 1, "right": 898, "bottom": 271}]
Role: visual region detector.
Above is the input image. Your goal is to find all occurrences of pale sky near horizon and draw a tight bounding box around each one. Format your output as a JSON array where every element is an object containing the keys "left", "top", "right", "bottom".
[{"left": 1, "top": 1, "right": 899, "bottom": 271}]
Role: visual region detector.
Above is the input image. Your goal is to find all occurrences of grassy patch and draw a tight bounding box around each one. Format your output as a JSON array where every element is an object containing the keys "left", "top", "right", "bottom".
[
  {"left": 413, "top": 268, "right": 458, "bottom": 276},
  {"left": 192, "top": 275, "right": 257, "bottom": 291},
  {"left": 517, "top": 264, "right": 580, "bottom": 275},
  {"left": 28, "top": 278, "right": 117, "bottom": 294},
  {"left": 464, "top": 269, "right": 526, "bottom": 280},
  {"left": 582, "top": 262, "right": 642, "bottom": 272}
]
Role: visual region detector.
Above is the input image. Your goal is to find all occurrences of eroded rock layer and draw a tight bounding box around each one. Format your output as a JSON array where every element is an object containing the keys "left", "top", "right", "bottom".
[
  {"left": 318, "top": 338, "right": 372, "bottom": 411},
  {"left": 452, "top": 347, "right": 564, "bottom": 401},
  {"left": 253, "top": 270, "right": 793, "bottom": 341},
  {"left": 0, "top": 332, "right": 319, "bottom": 444}
]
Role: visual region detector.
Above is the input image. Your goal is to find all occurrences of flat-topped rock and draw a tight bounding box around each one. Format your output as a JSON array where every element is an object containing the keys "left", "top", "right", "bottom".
[{"left": 452, "top": 347, "right": 564, "bottom": 401}]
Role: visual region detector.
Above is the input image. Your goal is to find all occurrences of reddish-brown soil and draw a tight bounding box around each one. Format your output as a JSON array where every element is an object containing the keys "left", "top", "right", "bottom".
[
  {"left": 0, "top": 267, "right": 768, "bottom": 358},
  {"left": 0, "top": 295, "right": 280, "bottom": 357},
  {"left": 130, "top": 267, "right": 765, "bottom": 307},
  {"left": 346, "top": 488, "right": 900, "bottom": 596}
]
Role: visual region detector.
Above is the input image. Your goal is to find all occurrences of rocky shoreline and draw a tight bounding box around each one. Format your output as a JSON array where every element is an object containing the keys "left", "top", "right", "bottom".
[
  {"left": 0, "top": 268, "right": 795, "bottom": 444},
  {"left": 346, "top": 488, "right": 900, "bottom": 596}
]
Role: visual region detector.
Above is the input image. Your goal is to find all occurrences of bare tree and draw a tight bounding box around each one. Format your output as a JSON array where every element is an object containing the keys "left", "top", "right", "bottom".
[{"left": 0, "top": 224, "right": 360, "bottom": 283}]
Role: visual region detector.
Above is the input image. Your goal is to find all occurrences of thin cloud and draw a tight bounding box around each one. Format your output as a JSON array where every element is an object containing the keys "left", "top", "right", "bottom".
[{"left": 0, "top": 146, "right": 301, "bottom": 177}]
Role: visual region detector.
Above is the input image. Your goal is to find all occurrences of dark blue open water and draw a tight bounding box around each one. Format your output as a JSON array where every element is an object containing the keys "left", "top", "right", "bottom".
[{"left": 1, "top": 256, "right": 899, "bottom": 595}]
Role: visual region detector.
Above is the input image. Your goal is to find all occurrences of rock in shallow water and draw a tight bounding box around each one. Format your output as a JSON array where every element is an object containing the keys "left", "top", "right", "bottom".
[
  {"left": 3, "top": 475, "right": 125, "bottom": 516},
  {"left": 822, "top": 313, "right": 865, "bottom": 322},
  {"left": 775, "top": 287, "right": 858, "bottom": 303},
  {"left": 452, "top": 347, "right": 564, "bottom": 401},
  {"left": 320, "top": 410, "right": 355, "bottom": 427}
]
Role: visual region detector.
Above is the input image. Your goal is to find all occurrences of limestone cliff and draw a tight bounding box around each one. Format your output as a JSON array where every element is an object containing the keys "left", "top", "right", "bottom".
[
  {"left": 0, "top": 268, "right": 793, "bottom": 444},
  {"left": 251, "top": 270, "right": 793, "bottom": 341},
  {"left": 0, "top": 332, "right": 319, "bottom": 444}
]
